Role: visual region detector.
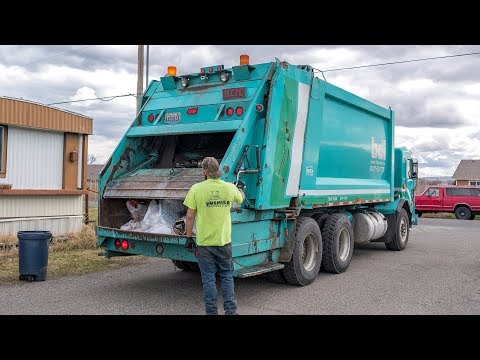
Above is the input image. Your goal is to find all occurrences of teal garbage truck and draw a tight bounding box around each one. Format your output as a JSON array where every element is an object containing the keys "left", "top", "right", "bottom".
[{"left": 96, "top": 55, "right": 418, "bottom": 286}]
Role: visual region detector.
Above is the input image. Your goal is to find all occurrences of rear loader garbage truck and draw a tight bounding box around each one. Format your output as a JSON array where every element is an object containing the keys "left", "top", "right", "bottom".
[{"left": 96, "top": 55, "right": 418, "bottom": 286}]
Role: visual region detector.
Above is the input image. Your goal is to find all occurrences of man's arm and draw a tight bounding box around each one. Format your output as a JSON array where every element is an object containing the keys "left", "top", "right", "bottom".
[{"left": 185, "top": 207, "right": 196, "bottom": 237}]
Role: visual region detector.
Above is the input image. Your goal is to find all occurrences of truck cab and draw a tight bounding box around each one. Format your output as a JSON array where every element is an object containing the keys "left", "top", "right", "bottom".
[{"left": 415, "top": 186, "right": 480, "bottom": 219}]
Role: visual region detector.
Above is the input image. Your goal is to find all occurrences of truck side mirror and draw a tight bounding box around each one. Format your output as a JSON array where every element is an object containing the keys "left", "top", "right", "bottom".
[{"left": 411, "top": 171, "right": 417, "bottom": 178}]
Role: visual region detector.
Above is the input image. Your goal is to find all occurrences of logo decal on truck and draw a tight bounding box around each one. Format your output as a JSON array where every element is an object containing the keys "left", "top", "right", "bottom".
[
  {"left": 371, "top": 137, "right": 386, "bottom": 160},
  {"left": 370, "top": 137, "right": 386, "bottom": 173}
]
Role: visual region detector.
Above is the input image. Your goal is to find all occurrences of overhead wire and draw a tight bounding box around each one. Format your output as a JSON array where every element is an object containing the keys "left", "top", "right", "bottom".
[
  {"left": 312, "top": 50, "right": 480, "bottom": 80},
  {"left": 47, "top": 93, "right": 136, "bottom": 106},
  {"left": 24, "top": 45, "right": 95, "bottom": 66}
]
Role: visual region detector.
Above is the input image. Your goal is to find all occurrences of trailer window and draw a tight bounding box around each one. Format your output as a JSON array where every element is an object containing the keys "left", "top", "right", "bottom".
[
  {"left": 469, "top": 181, "right": 480, "bottom": 186},
  {"left": 0, "top": 126, "right": 7, "bottom": 177}
]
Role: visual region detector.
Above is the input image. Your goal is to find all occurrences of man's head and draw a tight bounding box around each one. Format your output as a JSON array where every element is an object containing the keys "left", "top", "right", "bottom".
[{"left": 201, "top": 157, "right": 222, "bottom": 179}]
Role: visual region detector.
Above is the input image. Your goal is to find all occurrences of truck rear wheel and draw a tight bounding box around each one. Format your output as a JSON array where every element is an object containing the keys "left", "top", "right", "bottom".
[
  {"left": 455, "top": 206, "right": 471, "bottom": 220},
  {"left": 172, "top": 260, "right": 198, "bottom": 271},
  {"left": 283, "top": 217, "right": 322, "bottom": 286},
  {"left": 312, "top": 213, "right": 330, "bottom": 231},
  {"left": 321, "top": 213, "right": 354, "bottom": 273},
  {"left": 385, "top": 208, "right": 409, "bottom": 251}
]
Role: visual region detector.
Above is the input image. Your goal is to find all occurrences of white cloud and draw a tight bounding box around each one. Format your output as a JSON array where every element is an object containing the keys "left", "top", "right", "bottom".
[{"left": 2, "top": 44, "right": 480, "bottom": 177}]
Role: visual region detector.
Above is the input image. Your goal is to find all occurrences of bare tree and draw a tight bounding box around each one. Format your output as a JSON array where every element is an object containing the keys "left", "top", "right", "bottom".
[{"left": 87, "top": 153, "right": 97, "bottom": 165}]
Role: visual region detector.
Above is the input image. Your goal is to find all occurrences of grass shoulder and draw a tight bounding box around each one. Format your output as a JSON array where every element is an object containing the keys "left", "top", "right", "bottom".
[{"left": 0, "top": 221, "right": 146, "bottom": 285}]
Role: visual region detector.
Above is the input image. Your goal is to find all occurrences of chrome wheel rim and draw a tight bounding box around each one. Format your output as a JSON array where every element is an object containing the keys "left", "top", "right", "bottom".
[
  {"left": 338, "top": 228, "right": 351, "bottom": 261},
  {"left": 399, "top": 218, "right": 408, "bottom": 243},
  {"left": 302, "top": 233, "right": 317, "bottom": 271}
]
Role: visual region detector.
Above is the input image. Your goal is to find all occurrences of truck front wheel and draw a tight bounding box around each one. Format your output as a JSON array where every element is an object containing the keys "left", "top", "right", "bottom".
[
  {"left": 283, "top": 217, "right": 322, "bottom": 286},
  {"left": 385, "top": 208, "right": 409, "bottom": 251},
  {"left": 455, "top": 206, "right": 471, "bottom": 220},
  {"left": 321, "top": 213, "right": 354, "bottom": 273}
]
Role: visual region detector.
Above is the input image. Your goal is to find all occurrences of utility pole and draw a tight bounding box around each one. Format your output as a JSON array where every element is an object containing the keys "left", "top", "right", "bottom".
[
  {"left": 137, "top": 45, "right": 144, "bottom": 114},
  {"left": 146, "top": 45, "right": 150, "bottom": 88}
]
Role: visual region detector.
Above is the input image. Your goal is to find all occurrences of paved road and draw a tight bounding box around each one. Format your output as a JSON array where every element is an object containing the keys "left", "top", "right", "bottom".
[{"left": 1, "top": 218, "right": 479, "bottom": 315}]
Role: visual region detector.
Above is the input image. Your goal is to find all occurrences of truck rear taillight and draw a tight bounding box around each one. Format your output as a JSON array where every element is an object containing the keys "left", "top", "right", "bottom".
[
  {"left": 114, "top": 239, "right": 121, "bottom": 248},
  {"left": 148, "top": 114, "right": 154, "bottom": 123},
  {"left": 121, "top": 240, "right": 129, "bottom": 250},
  {"left": 226, "top": 107, "right": 234, "bottom": 116},
  {"left": 235, "top": 107, "right": 243, "bottom": 116},
  {"left": 187, "top": 108, "right": 198, "bottom": 115},
  {"left": 255, "top": 104, "right": 264, "bottom": 112}
]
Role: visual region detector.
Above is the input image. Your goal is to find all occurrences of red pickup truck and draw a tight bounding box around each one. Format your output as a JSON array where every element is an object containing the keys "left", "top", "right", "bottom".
[{"left": 415, "top": 186, "right": 480, "bottom": 220}]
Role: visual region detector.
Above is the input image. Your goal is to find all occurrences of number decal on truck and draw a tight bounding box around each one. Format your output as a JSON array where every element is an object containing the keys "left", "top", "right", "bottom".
[{"left": 222, "top": 87, "right": 246, "bottom": 100}]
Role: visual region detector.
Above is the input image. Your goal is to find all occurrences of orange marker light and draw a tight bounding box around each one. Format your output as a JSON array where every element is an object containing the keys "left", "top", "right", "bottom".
[
  {"left": 240, "top": 54, "right": 249, "bottom": 65},
  {"left": 167, "top": 66, "right": 177, "bottom": 76}
]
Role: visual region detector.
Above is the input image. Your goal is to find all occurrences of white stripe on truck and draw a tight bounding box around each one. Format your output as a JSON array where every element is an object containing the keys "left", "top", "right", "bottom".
[
  {"left": 285, "top": 82, "right": 310, "bottom": 196},
  {"left": 301, "top": 189, "right": 390, "bottom": 196}
]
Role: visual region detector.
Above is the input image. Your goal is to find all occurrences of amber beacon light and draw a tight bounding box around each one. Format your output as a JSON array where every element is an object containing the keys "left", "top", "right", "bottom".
[
  {"left": 167, "top": 66, "right": 177, "bottom": 76},
  {"left": 240, "top": 54, "right": 249, "bottom": 65}
]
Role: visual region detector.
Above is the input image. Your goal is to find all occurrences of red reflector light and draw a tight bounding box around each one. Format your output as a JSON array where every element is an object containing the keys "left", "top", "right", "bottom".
[
  {"left": 235, "top": 107, "right": 243, "bottom": 116},
  {"left": 217, "top": 66, "right": 222, "bottom": 71},
  {"left": 226, "top": 107, "right": 234, "bottom": 116},
  {"left": 114, "top": 239, "right": 121, "bottom": 248},
  {"left": 187, "top": 107, "right": 198, "bottom": 115},
  {"left": 130, "top": 243, "right": 136, "bottom": 249},
  {"left": 201, "top": 68, "right": 205, "bottom": 74},
  {"left": 255, "top": 104, "right": 263, "bottom": 111},
  {"left": 147, "top": 114, "right": 154, "bottom": 122},
  {"left": 209, "top": 67, "right": 213, "bottom": 73},
  {"left": 121, "top": 240, "right": 128, "bottom": 250}
]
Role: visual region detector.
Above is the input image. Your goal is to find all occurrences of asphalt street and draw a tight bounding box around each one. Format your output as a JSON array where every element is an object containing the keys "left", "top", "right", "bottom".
[{"left": 1, "top": 218, "right": 479, "bottom": 315}]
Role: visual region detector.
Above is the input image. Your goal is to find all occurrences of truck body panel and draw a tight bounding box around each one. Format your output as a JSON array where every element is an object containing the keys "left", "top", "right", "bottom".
[{"left": 97, "top": 57, "right": 417, "bottom": 285}]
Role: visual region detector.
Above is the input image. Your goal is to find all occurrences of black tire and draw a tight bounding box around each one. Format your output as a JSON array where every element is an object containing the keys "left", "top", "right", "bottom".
[
  {"left": 172, "top": 260, "right": 191, "bottom": 271},
  {"left": 283, "top": 217, "right": 322, "bottom": 286},
  {"left": 417, "top": 211, "right": 423, "bottom": 218},
  {"left": 27, "top": 275, "right": 35, "bottom": 282},
  {"left": 470, "top": 213, "right": 476, "bottom": 220},
  {"left": 263, "top": 270, "right": 287, "bottom": 284},
  {"left": 321, "top": 213, "right": 354, "bottom": 273},
  {"left": 312, "top": 213, "right": 330, "bottom": 232},
  {"left": 385, "top": 208, "right": 409, "bottom": 251},
  {"left": 455, "top": 206, "right": 471, "bottom": 220}
]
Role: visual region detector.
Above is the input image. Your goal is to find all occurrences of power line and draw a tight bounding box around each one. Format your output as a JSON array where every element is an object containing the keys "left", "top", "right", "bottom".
[
  {"left": 313, "top": 50, "right": 480, "bottom": 74},
  {"left": 47, "top": 93, "right": 136, "bottom": 106},
  {"left": 24, "top": 45, "right": 95, "bottom": 66}
]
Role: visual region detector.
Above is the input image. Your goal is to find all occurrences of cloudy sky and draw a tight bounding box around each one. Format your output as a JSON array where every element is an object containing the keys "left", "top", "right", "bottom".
[{"left": 1, "top": 45, "right": 479, "bottom": 177}]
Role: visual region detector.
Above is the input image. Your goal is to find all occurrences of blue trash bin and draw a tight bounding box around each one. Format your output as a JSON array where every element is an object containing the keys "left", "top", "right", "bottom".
[{"left": 18, "top": 231, "right": 52, "bottom": 282}]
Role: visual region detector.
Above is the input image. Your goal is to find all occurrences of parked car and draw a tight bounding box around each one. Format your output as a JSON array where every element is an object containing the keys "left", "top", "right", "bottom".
[{"left": 415, "top": 186, "right": 480, "bottom": 220}]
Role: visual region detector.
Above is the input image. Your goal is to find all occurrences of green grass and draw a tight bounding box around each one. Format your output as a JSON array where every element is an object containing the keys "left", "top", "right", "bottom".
[{"left": 0, "top": 222, "right": 145, "bottom": 285}]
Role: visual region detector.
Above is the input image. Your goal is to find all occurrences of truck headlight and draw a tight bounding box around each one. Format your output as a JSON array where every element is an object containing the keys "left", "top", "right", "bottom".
[{"left": 220, "top": 72, "right": 229, "bottom": 82}]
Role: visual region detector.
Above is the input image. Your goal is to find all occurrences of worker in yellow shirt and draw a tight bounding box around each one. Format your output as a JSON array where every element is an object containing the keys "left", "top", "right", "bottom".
[{"left": 183, "top": 157, "right": 245, "bottom": 315}]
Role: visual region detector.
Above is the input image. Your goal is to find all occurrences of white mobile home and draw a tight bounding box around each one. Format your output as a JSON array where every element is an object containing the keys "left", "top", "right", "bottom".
[{"left": 0, "top": 97, "right": 93, "bottom": 235}]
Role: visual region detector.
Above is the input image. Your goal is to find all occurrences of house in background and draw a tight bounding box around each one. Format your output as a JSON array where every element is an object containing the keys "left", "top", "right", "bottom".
[
  {"left": 86, "top": 164, "right": 104, "bottom": 207},
  {"left": 0, "top": 97, "right": 93, "bottom": 235},
  {"left": 452, "top": 159, "right": 480, "bottom": 186}
]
